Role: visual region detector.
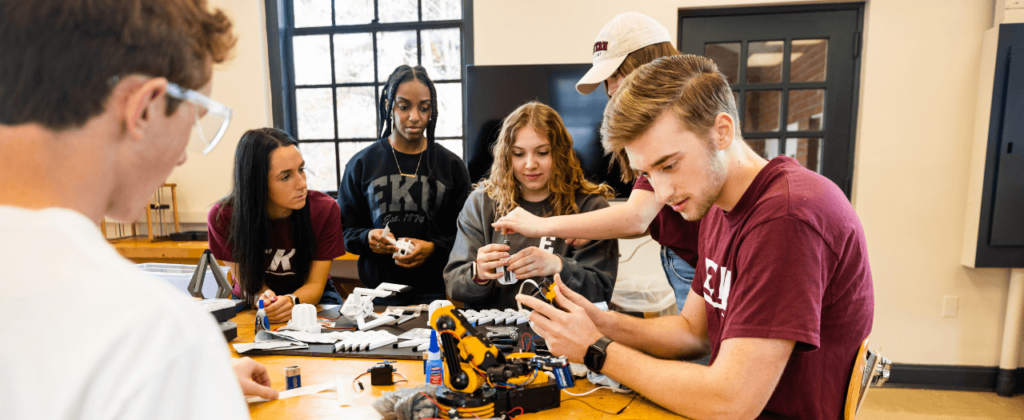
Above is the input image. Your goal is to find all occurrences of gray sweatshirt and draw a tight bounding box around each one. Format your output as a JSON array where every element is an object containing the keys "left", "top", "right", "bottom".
[{"left": 444, "top": 188, "right": 618, "bottom": 310}]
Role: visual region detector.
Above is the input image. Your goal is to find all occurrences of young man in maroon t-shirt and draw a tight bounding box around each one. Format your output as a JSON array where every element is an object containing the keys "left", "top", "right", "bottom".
[{"left": 518, "top": 55, "right": 874, "bottom": 419}]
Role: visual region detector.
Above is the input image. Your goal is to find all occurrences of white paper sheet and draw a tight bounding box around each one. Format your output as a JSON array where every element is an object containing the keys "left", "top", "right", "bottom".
[{"left": 246, "top": 381, "right": 337, "bottom": 404}]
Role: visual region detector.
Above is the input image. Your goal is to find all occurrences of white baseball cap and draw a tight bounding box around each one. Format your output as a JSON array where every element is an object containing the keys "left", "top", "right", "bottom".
[{"left": 576, "top": 12, "right": 672, "bottom": 95}]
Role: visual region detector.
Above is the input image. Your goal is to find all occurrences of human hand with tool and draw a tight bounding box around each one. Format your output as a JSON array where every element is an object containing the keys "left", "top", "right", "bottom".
[
  {"left": 259, "top": 289, "right": 294, "bottom": 323},
  {"left": 368, "top": 228, "right": 398, "bottom": 255},
  {"left": 232, "top": 357, "right": 279, "bottom": 400},
  {"left": 506, "top": 246, "right": 562, "bottom": 279},
  {"left": 516, "top": 274, "right": 608, "bottom": 363},
  {"left": 394, "top": 238, "right": 434, "bottom": 268},
  {"left": 492, "top": 208, "right": 591, "bottom": 248},
  {"left": 474, "top": 243, "right": 511, "bottom": 283}
]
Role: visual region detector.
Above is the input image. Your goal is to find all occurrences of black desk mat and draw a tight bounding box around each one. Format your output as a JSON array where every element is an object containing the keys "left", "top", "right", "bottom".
[{"left": 243, "top": 306, "right": 540, "bottom": 361}]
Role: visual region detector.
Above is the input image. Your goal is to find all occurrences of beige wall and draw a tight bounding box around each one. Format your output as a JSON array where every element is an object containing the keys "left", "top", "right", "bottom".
[
  {"left": 157, "top": 0, "right": 1021, "bottom": 367},
  {"left": 163, "top": 0, "right": 274, "bottom": 224},
  {"left": 476, "top": 0, "right": 1021, "bottom": 368}
]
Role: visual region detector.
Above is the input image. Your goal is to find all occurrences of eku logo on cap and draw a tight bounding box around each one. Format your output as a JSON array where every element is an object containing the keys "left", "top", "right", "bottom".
[{"left": 593, "top": 41, "right": 608, "bottom": 53}]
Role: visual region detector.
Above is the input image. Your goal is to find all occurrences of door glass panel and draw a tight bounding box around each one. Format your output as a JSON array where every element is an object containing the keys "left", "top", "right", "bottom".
[
  {"left": 787, "top": 89, "right": 825, "bottom": 130},
  {"left": 705, "top": 42, "right": 740, "bottom": 85},
  {"left": 299, "top": 142, "right": 337, "bottom": 192},
  {"left": 746, "top": 40, "right": 784, "bottom": 84},
  {"left": 336, "top": 87, "right": 378, "bottom": 139},
  {"left": 790, "top": 39, "right": 827, "bottom": 82},
  {"left": 434, "top": 82, "right": 463, "bottom": 137},
  {"left": 786, "top": 137, "right": 823, "bottom": 172},
  {"left": 746, "top": 139, "right": 780, "bottom": 160},
  {"left": 744, "top": 90, "right": 781, "bottom": 132}
]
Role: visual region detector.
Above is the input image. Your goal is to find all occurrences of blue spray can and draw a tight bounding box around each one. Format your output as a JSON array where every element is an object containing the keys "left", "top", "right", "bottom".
[{"left": 424, "top": 330, "right": 444, "bottom": 385}]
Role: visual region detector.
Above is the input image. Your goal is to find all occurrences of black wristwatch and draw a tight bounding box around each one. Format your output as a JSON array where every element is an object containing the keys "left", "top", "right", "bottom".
[{"left": 584, "top": 337, "right": 613, "bottom": 374}]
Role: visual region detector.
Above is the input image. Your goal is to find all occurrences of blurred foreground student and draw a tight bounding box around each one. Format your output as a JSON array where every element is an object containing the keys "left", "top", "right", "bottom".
[{"left": 0, "top": 1, "right": 277, "bottom": 417}]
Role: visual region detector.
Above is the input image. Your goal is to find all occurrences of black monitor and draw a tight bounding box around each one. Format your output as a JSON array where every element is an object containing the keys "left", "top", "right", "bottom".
[{"left": 463, "top": 64, "right": 631, "bottom": 198}]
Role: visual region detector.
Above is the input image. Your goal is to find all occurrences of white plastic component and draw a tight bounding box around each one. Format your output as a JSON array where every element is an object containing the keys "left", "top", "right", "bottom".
[
  {"left": 392, "top": 238, "right": 414, "bottom": 258},
  {"left": 397, "top": 338, "right": 429, "bottom": 348},
  {"left": 289, "top": 304, "right": 321, "bottom": 334},
  {"left": 339, "top": 283, "right": 410, "bottom": 331},
  {"left": 415, "top": 342, "right": 430, "bottom": 352},
  {"left": 429, "top": 299, "right": 454, "bottom": 321}
]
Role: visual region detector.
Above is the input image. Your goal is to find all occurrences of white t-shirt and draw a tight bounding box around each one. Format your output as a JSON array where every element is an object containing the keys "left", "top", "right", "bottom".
[{"left": 0, "top": 206, "right": 249, "bottom": 419}]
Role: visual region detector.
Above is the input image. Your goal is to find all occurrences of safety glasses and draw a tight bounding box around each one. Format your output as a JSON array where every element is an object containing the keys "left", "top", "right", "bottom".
[{"left": 166, "top": 82, "right": 233, "bottom": 155}]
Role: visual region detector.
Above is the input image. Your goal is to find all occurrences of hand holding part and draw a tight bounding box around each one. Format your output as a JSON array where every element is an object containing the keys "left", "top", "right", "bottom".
[
  {"left": 492, "top": 207, "right": 548, "bottom": 238},
  {"left": 232, "top": 357, "right": 279, "bottom": 400},
  {"left": 394, "top": 238, "right": 434, "bottom": 268},
  {"left": 506, "top": 246, "right": 562, "bottom": 279},
  {"left": 474, "top": 243, "right": 510, "bottom": 281},
  {"left": 368, "top": 229, "right": 398, "bottom": 254},
  {"left": 515, "top": 274, "right": 604, "bottom": 363}
]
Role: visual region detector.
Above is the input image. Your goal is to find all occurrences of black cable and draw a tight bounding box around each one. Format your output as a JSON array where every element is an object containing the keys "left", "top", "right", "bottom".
[{"left": 562, "top": 393, "right": 641, "bottom": 416}]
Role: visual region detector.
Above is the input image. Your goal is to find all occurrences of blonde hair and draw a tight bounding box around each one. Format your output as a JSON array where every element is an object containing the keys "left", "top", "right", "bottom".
[
  {"left": 601, "top": 55, "right": 740, "bottom": 171},
  {"left": 477, "top": 102, "right": 615, "bottom": 218},
  {"left": 606, "top": 42, "right": 682, "bottom": 181}
]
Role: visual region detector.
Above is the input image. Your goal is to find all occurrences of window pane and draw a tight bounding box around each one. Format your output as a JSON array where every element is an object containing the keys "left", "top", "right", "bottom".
[
  {"left": 293, "top": 35, "right": 332, "bottom": 86},
  {"left": 298, "top": 142, "right": 337, "bottom": 191},
  {"left": 437, "top": 140, "right": 463, "bottom": 160},
  {"left": 336, "top": 87, "right": 377, "bottom": 139},
  {"left": 336, "top": 0, "right": 374, "bottom": 25},
  {"left": 295, "top": 88, "right": 335, "bottom": 140},
  {"left": 334, "top": 33, "right": 374, "bottom": 83},
  {"left": 744, "top": 90, "right": 781, "bottom": 132},
  {"left": 376, "top": 31, "right": 418, "bottom": 82},
  {"left": 705, "top": 42, "right": 740, "bottom": 85},
  {"left": 339, "top": 141, "right": 377, "bottom": 176},
  {"left": 379, "top": 0, "right": 418, "bottom": 23},
  {"left": 787, "top": 89, "right": 825, "bottom": 130},
  {"left": 294, "top": 0, "right": 331, "bottom": 28},
  {"left": 434, "top": 82, "right": 462, "bottom": 137},
  {"left": 423, "top": 0, "right": 462, "bottom": 21},
  {"left": 746, "top": 40, "right": 784, "bottom": 84},
  {"left": 421, "top": 28, "right": 461, "bottom": 80},
  {"left": 791, "top": 39, "right": 827, "bottom": 83},
  {"left": 786, "top": 137, "right": 823, "bottom": 172},
  {"left": 745, "top": 139, "right": 780, "bottom": 160}
]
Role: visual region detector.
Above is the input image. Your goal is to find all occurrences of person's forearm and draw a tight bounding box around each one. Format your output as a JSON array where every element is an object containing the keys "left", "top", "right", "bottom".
[
  {"left": 289, "top": 260, "right": 334, "bottom": 305},
  {"left": 543, "top": 204, "right": 649, "bottom": 240},
  {"left": 596, "top": 312, "right": 710, "bottom": 360},
  {"left": 600, "top": 344, "right": 735, "bottom": 419}
]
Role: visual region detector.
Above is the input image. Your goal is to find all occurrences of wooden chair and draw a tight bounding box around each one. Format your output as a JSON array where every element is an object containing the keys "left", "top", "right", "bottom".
[
  {"left": 145, "top": 183, "right": 180, "bottom": 240},
  {"left": 844, "top": 338, "right": 892, "bottom": 419}
]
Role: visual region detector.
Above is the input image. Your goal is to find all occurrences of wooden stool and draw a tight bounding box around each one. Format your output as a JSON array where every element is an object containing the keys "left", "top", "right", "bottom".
[
  {"left": 844, "top": 338, "right": 892, "bottom": 419},
  {"left": 145, "top": 183, "right": 181, "bottom": 240}
]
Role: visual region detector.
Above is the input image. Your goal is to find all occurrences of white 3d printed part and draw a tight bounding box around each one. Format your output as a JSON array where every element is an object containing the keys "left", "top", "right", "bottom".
[{"left": 289, "top": 304, "right": 321, "bottom": 334}]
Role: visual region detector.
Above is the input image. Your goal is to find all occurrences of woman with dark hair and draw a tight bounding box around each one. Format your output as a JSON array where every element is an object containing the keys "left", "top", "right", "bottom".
[
  {"left": 338, "top": 65, "right": 471, "bottom": 305},
  {"left": 208, "top": 128, "right": 347, "bottom": 322},
  {"left": 444, "top": 102, "right": 618, "bottom": 310}
]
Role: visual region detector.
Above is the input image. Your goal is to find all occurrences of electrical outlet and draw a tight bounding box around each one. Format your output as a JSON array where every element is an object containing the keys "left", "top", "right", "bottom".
[{"left": 942, "top": 296, "right": 959, "bottom": 318}]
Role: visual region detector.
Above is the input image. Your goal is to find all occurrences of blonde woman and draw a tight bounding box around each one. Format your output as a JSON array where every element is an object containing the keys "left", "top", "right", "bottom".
[{"left": 443, "top": 102, "right": 618, "bottom": 310}]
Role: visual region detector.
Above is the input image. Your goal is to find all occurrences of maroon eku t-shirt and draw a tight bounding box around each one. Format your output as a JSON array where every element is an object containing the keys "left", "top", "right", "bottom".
[
  {"left": 693, "top": 157, "right": 874, "bottom": 419},
  {"left": 208, "top": 190, "right": 347, "bottom": 297},
  {"left": 633, "top": 176, "right": 701, "bottom": 267}
]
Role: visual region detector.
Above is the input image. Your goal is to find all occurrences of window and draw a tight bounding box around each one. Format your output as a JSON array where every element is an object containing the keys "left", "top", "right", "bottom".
[
  {"left": 266, "top": 0, "right": 472, "bottom": 193},
  {"left": 680, "top": 3, "right": 863, "bottom": 197}
]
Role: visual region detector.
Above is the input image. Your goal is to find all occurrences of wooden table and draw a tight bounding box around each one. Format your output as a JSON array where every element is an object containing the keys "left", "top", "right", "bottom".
[
  {"left": 110, "top": 238, "right": 359, "bottom": 265},
  {"left": 230, "top": 310, "right": 684, "bottom": 420}
]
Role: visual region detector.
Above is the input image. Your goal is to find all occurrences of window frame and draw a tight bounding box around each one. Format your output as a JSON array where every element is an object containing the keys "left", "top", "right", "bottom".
[{"left": 265, "top": 0, "right": 474, "bottom": 194}]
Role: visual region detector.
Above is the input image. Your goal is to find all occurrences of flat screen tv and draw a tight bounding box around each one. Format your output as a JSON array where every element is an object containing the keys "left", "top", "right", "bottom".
[{"left": 463, "top": 64, "right": 631, "bottom": 198}]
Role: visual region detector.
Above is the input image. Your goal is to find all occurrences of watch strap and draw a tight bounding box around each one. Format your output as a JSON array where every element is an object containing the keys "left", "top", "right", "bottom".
[
  {"left": 585, "top": 336, "right": 613, "bottom": 373},
  {"left": 286, "top": 294, "right": 299, "bottom": 305}
]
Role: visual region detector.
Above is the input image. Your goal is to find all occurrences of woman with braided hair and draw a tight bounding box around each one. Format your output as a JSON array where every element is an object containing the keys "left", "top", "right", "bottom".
[{"left": 338, "top": 65, "right": 472, "bottom": 305}]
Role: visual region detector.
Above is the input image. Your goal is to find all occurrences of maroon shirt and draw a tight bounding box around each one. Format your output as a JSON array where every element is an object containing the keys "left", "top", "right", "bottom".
[
  {"left": 692, "top": 157, "right": 873, "bottom": 419},
  {"left": 208, "top": 190, "right": 346, "bottom": 296},
  {"left": 633, "top": 176, "right": 700, "bottom": 267}
]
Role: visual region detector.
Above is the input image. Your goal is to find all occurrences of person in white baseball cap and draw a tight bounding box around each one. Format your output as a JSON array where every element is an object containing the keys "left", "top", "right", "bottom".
[
  {"left": 493, "top": 12, "right": 701, "bottom": 318},
  {"left": 576, "top": 12, "right": 674, "bottom": 95}
]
